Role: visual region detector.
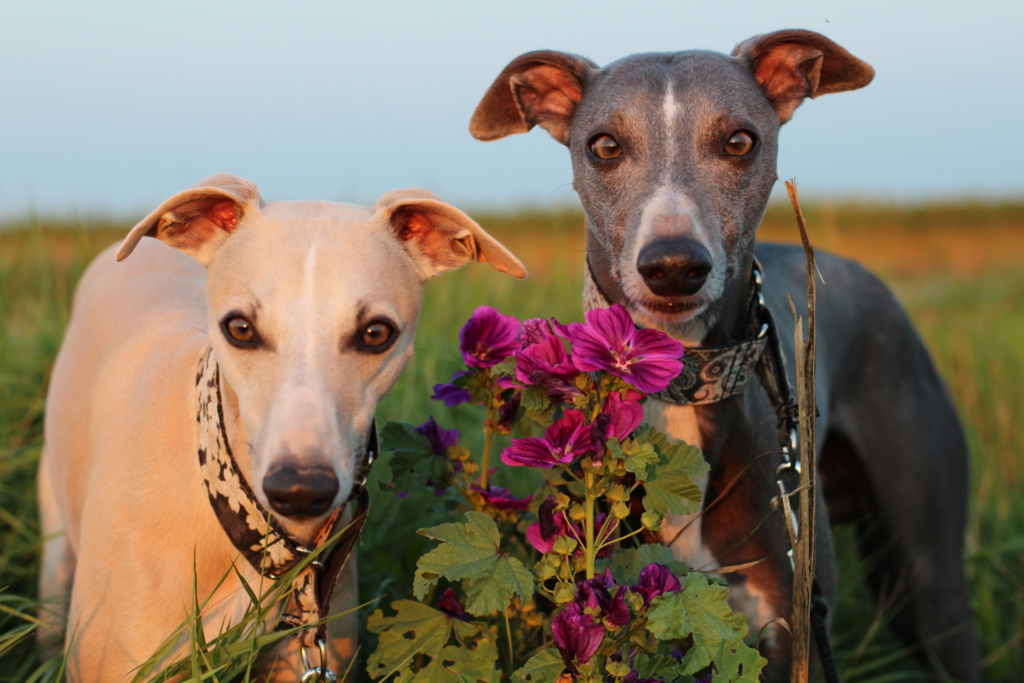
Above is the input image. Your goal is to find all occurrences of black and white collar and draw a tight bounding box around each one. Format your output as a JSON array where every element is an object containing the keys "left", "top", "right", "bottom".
[{"left": 195, "top": 346, "right": 375, "bottom": 652}]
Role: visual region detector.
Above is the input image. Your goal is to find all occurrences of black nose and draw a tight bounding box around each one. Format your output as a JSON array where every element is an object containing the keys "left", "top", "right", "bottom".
[
  {"left": 263, "top": 465, "right": 339, "bottom": 519},
  {"left": 636, "top": 237, "right": 713, "bottom": 297}
]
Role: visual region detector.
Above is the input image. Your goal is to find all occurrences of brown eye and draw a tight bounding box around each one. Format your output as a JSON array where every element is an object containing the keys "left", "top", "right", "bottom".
[
  {"left": 221, "top": 315, "right": 258, "bottom": 347},
  {"left": 724, "top": 131, "right": 755, "bottom": 156},
  {"left": 589, "top": 134, "right": 622, "bottom": 160},
  {"left": 359, "top": 321, "right": 396, "bottom": 352}
]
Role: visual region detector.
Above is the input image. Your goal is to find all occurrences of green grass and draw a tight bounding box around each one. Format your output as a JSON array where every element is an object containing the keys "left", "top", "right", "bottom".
[{"left": 1, "top": 203, "right": 1023, "bottom": 680}]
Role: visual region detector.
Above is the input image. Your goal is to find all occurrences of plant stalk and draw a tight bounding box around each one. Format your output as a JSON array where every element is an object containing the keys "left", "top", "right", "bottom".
[
  {"left": 584, "top": 473, "right": 597, "bottom": 579},
  {"left": 479, "top": 405, "right": 497, "bottom": 489}
]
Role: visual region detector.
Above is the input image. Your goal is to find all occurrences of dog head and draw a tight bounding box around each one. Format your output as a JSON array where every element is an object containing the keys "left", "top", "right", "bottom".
[
  {"left": 117, "top": 175, "right": 525, "bottom": 536},
  {"left": 471, "top": 30, "right": 872, "bottom": 343}
]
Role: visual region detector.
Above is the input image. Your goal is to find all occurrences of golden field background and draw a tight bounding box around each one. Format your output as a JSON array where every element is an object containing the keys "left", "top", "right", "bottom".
[{"left": 1, "top": 201, "right": 1023, "bottom": 680}]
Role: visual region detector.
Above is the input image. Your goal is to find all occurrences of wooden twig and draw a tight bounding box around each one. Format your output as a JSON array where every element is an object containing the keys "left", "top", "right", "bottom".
[{"left": 785, "top": 179, "right": 817, "bottom": 683}]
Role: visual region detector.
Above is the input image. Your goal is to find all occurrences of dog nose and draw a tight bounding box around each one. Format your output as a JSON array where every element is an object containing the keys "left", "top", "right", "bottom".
[
  {"left": 263, "top": 465, "right": 339, "bottom": 519},
  {"left": 636, "top": 237, "right": 712, "bottom": 296}
]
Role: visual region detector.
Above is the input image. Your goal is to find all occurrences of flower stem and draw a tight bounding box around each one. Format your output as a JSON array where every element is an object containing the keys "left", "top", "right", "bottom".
[
  {"left": 598, "top": 526, "right": 645, "bottom": 550},
  {"left": 584, "top": 472, "right": 597, "bottom": 580},
  {"left": 479, "top": 405, "right": 497, "bottom": 489},
  {"left": 503, "top": 610, "right": 515, "bottom": 673}
]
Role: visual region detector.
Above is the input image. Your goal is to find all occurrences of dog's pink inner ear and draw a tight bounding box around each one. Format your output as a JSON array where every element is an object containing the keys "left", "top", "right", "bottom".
[
  {"left": 208, "top": 200, "right": 241, "bottom": 232},
  {"left": 154, "top": 196, "right": 244, "bottom": 255},
  {"left": 392, "top": 206, "right": 464, "bottom": 269},
  {"left": 753, "top": 44, "right": 824, "bottom": 107},
  {"left": 511, "top": 64, "right": 584, "bottom": 141},
  {"left": 734, "top": 30, "right": 874, "bottom": 125}
]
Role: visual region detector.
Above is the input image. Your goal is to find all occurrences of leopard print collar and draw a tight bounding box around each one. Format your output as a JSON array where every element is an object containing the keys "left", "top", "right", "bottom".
[{"left": 195, "top": 346, "right": 374, "bottom": 651}]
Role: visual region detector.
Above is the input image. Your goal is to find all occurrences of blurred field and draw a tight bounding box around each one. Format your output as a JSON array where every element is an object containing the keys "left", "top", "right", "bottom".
[{"left": 1, "top": 201, "right": 1023, "bottom": 681}]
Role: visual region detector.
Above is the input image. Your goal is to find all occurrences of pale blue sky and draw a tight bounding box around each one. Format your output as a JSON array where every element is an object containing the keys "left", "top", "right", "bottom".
[{"left": 1, "top": 1, "right": 1021, "bottom": 217}]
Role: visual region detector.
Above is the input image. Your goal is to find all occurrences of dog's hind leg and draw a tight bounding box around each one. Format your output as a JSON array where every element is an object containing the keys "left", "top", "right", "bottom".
[
  {"left": 823, "top": 278, "right": 980, "bottom": 682},
  {"left": 37, "top": 448, "right": 76, "bottom": 656}
]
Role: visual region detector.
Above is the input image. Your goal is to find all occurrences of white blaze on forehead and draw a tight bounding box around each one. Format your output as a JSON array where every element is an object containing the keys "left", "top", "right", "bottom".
[
  {"left": 663, "top": 80, "right": 680, "bottom": 158},
  {"left": 301, "top": 241, "right": 318, "bottom": 358}
]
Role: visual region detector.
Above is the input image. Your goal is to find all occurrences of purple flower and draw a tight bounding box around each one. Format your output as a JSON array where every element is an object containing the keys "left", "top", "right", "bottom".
[
  {"left": 500, "top": 410, "right": 592, "bottom": 469},
  {"left": 623, "top": 673, "right": 660, "bottom": 683},
  {"left": 632, "top": 563, "right": 682, "bottom": 605},
  {"left": 413, "top": 417, "right": 458, "bottom": 456},
  {"left": 552, "top": 602, "right": 605, "bottom": 669},
  {"left": 563, "top": 304, "right": 684, "bottom": 394},
  {"left": 576, "top": 569, "right": 630, "bottom": 628},
  {"left": 431, "top": 381, "right": 472, "bottom": 406},
  {"left": 514, "top": 335, "right": 581, "bottom": 401},
  {"left": 459, "top": 306, "right": 521, "bottom": 369},
  {"left": 519, "top": 317, "right": 557, "bottom": 346},
  {"left": 526, "top": 497, "right": 580, "bottom": 554},
  {"left": 470, "top": 484, "right": 533, "bottom": 511},
  {"left": 437, "top": 588, "right": 471, "bottom": 622},
  {"left": 590, "top": 391, "right": 645, "bottom": 463}
]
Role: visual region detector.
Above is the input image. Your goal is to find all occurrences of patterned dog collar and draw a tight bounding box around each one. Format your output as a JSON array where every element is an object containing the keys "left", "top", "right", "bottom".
[
  {"left": 583, "top": 261, "right": 769, "bottom": 406},
  {"left": 195, "top": 346, "right": 374, "bottom": 650}
]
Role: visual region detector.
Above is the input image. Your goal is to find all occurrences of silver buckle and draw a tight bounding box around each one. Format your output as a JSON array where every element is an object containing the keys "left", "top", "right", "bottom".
[{"left": 300, "top": 637, "right": 337, "bottom": 683}]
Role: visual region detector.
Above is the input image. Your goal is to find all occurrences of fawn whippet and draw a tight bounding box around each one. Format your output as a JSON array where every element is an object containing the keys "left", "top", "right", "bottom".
[
  {"left": 470, "top": 29, "right": 978, "bottom": 682},
  {"left": 37, "top": 174, "right": 525, "bottom": 681}
]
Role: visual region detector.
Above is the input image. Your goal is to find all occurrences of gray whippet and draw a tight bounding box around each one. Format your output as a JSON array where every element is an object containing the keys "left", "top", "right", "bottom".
[
  {"left": 470, "top": 29, "right": 978, "bottom": 682},
  {"left": 37, "top": 174, "right": 525, "bottom": 681}
]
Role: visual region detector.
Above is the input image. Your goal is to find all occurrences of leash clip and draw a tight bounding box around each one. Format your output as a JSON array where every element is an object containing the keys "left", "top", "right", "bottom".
[
  {"left": 300, "top": 637, "right": 337, "bottom": 683},
  {"left": 294, "top": 545, "right": 327, "bottom": 572}
]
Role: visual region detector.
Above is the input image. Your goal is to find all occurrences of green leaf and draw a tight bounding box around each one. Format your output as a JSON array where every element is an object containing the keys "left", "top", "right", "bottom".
[
  {"left": 608, "top": 545, "right": 690, "bottom": 585},
  {"left": 512, "top": 648, "right": 566, "bottom": 683},
  {"left": 646, "top": 573, "right": 751, "bottom": 676},
  {"left": 638, "top": 428, "right": 708, "bottom": 516},
  {"left": 713, "top": 640, "right": 767, "bottom": 683},
  {"left": 366, "top": 600, "right": 499, "bottom": 683},
  {"left": 521, "top": 385, "right": 551, "bottom": 411},
  {"left": 490, "top": 358, "right": 516, "bottom": 378},
  {"left": 613, "top": 427, "right": 661, "bottom": 476},
  {"left": 380, "top": 422, "right": 449, "bottom": 495},
  {"left": 632, "top": 652, "right": 685, "bottom": 682},
  {"left": 414, "top": 512, "right": 535, "bottom": 616}
]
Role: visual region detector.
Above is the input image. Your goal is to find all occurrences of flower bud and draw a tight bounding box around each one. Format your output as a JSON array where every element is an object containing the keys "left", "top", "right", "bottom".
[
  {"left": 526, "top": 611, "right": 546, "bottom": 627},
  {"left": 462, "top": 460, "right": 479, "bottom": 475},
  {"left": 605, "top": 660, "right": 632, "bottom": 678},
  {"left": 641, "top": 511, "right": 662, "bottom": 531},
  {"left": 571, "top": 554, "right": 588, "bottom": 573},
  {"left": 558, "top": 562, "right": 572, "bottom": 580},
  {"left": 626, "top": 590, "right": 645, "bottom": 612},
  {"left": 568, "top": 503, "right": 586, "bottom": 522},
  {"left": 448, "top": 445, "right": 471, "bottom": 461},
  {"left": 554, "top": 493, "right": 572, "bottom": 511},
  {"left": 552, "top": 535, "right": 578, "bottom": 555},
  {"left": 607, "top": 485, "right": 628, "bottom": 503},
  {"left": 612, "top": 501, "right": 631, "bottom": 519},
  {"left": 554, "top": 582, "right": 575, "bottom": 604},
  {"left": 537, "top": 561, "right": 557, "bottom": 581}
]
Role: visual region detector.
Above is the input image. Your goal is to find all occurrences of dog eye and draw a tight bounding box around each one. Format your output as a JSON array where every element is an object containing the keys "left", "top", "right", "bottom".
[
  {"left": 724, "top": 131, "right": 755, "bottom": 156},
  {"left": 589, "top": 134, "right": 622, "bottom": 160},
  {"left": 221, "top": 315, "right": 259, "bottom": 347},
  {"left": 358, "top": 320, "right": 396, "bottom": 353}
]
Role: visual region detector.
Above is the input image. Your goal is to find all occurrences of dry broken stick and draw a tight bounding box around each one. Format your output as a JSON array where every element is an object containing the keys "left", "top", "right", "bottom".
[{"left": 785, "top": 178, "right": 818, "bottom": 683}]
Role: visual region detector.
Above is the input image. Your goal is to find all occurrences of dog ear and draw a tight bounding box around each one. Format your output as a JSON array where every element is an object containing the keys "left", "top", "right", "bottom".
[
  {"left": 732, "top": 29, "right": 874, "bottom": 124},
  {"left": 470, "top": 50, "right": 597, "bottom": 146},
  {"left": 376, "top": 189, "right": 527, "bottom": 281},
  {"left": 115, "top": 174, "right": 262, "bottom": 265}
]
